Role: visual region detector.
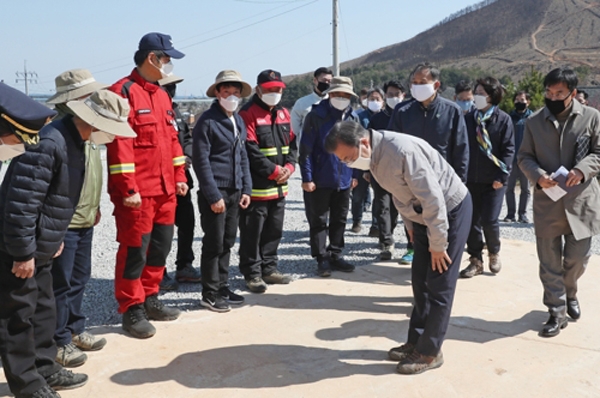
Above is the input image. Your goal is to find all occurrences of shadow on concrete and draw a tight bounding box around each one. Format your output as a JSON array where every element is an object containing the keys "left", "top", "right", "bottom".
[
  {"left": 314, "top": 310, "right": 547, "bottom": 344},
  {"left": 251, "top": 292, "right": 413, "bottom": 315},
  {"left": 110, "top": 344, "right": 392, "bottom": 389}
]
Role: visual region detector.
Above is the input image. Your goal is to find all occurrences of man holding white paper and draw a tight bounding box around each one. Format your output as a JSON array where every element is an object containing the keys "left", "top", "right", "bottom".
[{"left": 518, "top": 67, "right": 600, "bottom": 338}]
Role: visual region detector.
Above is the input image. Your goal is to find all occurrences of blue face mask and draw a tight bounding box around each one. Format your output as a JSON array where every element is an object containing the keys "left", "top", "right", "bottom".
[{"left": 456, "top": 100, "right": 474, "bottom": 113}]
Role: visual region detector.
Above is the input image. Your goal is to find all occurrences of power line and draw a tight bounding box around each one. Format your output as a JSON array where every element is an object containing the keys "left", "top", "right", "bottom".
[
  {"left": 15, "top": 60, "right": 38, "bottom": 95},
  {"left": 91, "top": 0, "right": 319, "bottom": 77}
]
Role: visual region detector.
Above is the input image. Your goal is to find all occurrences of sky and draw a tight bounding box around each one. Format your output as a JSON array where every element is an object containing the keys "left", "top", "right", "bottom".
[{"left": 1, "top": 0, "right": 480, "bottom": 98}]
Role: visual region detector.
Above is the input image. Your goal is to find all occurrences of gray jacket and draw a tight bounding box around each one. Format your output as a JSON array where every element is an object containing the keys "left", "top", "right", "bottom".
[
  {"left": 370, "top": 129, "right": 468, "bottom": 252},
  {"left": 518, "top": 100, "right": 600, "bottom": 240}
]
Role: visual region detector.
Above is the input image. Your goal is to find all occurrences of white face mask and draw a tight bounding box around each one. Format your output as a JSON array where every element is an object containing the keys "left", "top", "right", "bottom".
[
  {"left": 152, "top": 57, "right": 174, "bottom": 78},
  {"left": 261, "top": 92, "right": 282, "bottom": 107},
  {"left": 367, "top": 100, "right": 383, "bottom": 113},
  {"left": 386, "top": 97, "right": 403, "bottom": 109},
  {"left": 0, "top": 138, "right": 25, "bottom": 161},
  {"left": 410, "top": 83, "right": 436, "bottom": 102},
  {"left": 361, "top": 98, "right": 368, "bottom": 108},
  {"left": 347, "top": 148, "right": 371, "bottom": 171},
  {"left": 473, "top": 94, "right": 489, "bottom": 110},
  {"left": 330, "top": 97, "right": 351, "bottom": 111},
  {"left": 219, "top": 95, "right": 240, "bottom": 112},
  {"left": 90, "top": 130, "right": 115, "bottom": 146}
]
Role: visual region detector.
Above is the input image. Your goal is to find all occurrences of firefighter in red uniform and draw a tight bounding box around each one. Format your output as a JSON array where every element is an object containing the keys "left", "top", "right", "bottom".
[
  {"left": 107, "top": 32, "right": 188, "bottom": 339},
  {"left": 239, "top": 70, "right": 297, "bottom": 293}
]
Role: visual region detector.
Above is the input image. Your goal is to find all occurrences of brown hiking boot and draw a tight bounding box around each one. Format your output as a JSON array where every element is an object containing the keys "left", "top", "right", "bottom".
[
  {"left": 460, "top": 257, "right": 483, "bottom": 278},
  {"left": 489, "top": 253, "right": 502, "bottom": 274},
  {"left": 387, "top": 342, "right": 415, "bottom": 361},
  {"left": 396, "top": 350, "right": 444, "bottom": 374}
]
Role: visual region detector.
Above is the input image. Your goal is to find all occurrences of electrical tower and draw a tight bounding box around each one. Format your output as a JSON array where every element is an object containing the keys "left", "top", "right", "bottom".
[{"left": 15, "top": 61, "right": 38, "bottom": 96}]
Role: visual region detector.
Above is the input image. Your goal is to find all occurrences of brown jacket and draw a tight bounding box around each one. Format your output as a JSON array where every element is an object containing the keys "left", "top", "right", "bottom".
[{"left": 518, "top": 100, "right": 600, "bottom": 240}]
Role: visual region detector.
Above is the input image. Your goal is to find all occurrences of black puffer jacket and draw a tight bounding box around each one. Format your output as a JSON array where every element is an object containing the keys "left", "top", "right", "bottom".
[{"left": 0, "top": 116, "right": 86, "bottom": 264}]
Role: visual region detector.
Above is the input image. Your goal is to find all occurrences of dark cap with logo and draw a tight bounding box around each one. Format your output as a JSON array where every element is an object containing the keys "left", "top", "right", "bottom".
[
  {"left": 138, "top": 32, "right": 185, "bottom": 59},
  {"left": 257, "top": 69, "right": 286, "bottom": 89},
  {"left": 0, "top": 82, "right": 57, "bottom": 136}
]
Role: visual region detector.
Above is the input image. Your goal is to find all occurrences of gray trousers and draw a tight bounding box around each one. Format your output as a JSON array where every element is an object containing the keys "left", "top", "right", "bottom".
[{"left": 536, "top": 234, "right": 590, "bottom": 318}]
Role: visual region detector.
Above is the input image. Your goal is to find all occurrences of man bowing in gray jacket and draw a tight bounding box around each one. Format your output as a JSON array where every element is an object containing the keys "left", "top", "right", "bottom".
[
  {"left": 518, "top": 67, "right": 600, "bottom": 338},
  {"left": 325, "top": 120, "right": 472, "bottom": 375}
]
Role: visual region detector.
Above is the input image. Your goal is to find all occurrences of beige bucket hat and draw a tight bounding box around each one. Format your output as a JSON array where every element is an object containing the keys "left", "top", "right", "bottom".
[
  {"left": 325, "top": 76, "right": 357, "bottom": 97},
  {"left": 46, "top": 69, "right": 108, "bottom": 104},
  {"left": 66, "top": 90, "right": 136, "bottom": 138},
  {"left": 206, "top": 70, "right": 252, "bottom": 98},
  {"left": 158, "top": 74, "right": 184, "bottom": 86}
]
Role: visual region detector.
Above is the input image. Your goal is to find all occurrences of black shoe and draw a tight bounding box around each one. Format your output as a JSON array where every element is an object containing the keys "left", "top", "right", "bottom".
[
  {"left": 159, "top": 271, "right": 179, "bottom": 291},
  {"left": 501, "top": 217, "right": 516, "bottom": 223},
  {"left": 122, "top": 304, "right": 156, "bottom": 339},
  {"left": 219, "top": 287, "right": 245, "bottom": 305},
  {"left": 540, "top": 315, "right": 568, "bottom": 337},
  {"left": 144, "top": 294, "right": 181, "bottom": 321},
  {"left": 567, "top": 298, "right": 581, "bottom": 320},
  {"left": 351, "top": 222, "right": 362, "bottom": 233},
  {"left": 518, "top": 216, "right": 530, "bottom": 223},
  {"left": 28, "top": 385, "right": 61, "bottom": 398},
  {"left": 46, "top": 368, "right": 88, "bottom": 391},
  {"left": 201, "top": 291, "right": 230, "bottom": 313},
  {"left": 331, "top": 257, "right": 355, "bottom": 272},
  {"left": 317, "top": 259, "right": 331, "bottom": 277}
]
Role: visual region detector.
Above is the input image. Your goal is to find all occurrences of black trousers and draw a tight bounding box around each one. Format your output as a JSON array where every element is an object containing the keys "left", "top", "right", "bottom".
[
  {"left": 175, "top": 172, "right": 196, "bottom": 271},
  {"left": 371, "top": 177, "right": 399, "bottom": 246},
  {"left": 0, "top": 255, "right": 61, "bottom": 397},
  {"left": 467, "top": 182, "right": 506, "bottom": 260},
  {"left": 304, "top": 187, "right": 351, "bottom": 261},
  {"left": 198, "top": 188, "right": 241, "bottom": 295},
  {"left": 239, "top": 198, "right": 286, "bottom": 280},
  {"left": 407, "top": 193, "right": 472, "bottom": 357}
]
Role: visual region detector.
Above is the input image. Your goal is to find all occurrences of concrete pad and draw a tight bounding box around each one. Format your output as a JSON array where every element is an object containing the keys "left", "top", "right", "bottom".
[{"left": 2, "top": 239, "right": 600, "bottom": 397}]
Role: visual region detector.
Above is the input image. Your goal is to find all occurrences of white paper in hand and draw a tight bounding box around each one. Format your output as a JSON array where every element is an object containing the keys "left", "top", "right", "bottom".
[{"left": 543, "top": 166, "right": 569, "bottom": 202}]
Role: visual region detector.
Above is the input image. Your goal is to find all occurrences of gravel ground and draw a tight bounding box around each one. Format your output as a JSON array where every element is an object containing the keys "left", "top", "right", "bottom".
[{"left": 2, "top": 149, "right": 599, "bottom": 328}]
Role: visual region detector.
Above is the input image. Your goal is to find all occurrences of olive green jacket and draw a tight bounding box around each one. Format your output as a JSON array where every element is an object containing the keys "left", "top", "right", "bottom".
[{"left": 69, "top": 142, "right": 102, "bottom": 229}]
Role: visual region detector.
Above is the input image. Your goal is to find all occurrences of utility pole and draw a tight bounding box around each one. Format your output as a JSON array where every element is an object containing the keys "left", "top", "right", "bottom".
[
  {"left": 332, "top": 0, "right": 339, "bottom": 76},
  {"left": 15, "top": 61, "right": 38, "bottom": 96}
]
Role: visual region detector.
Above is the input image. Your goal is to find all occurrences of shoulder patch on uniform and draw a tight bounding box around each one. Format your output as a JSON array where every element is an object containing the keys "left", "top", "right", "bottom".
[
  {"left": 278, "top": 110, "right": 285, "bottom": 120},
  {"left": 399, "top": 101, "right": 414, "bottom": 113},
  {"left": 137, "top": 109, "right": 151, "bottom": 114}
]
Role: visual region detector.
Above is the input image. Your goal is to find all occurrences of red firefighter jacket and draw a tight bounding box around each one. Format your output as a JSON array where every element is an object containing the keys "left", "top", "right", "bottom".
[
  {"left": 107, "top": 69, "right": 186, "bottom": 198},
  {"left": 239, "top": 94, "right": 296, "bottom": 201}
]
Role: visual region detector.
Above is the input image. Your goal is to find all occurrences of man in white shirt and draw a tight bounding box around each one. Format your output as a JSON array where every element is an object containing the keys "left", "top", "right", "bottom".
[{"left": 291, "top": 67, "right": 333, "bottom": 144}]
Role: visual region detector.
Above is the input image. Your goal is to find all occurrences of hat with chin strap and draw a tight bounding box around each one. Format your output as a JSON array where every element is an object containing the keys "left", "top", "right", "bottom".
[{"left": 0, "top": 82, "right": 57, "bottom": 145}]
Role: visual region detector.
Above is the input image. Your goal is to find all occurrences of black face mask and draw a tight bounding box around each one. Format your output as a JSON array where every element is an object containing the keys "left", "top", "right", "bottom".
[
  {"left": 316, "top": 81, "right": 330, "bottom": 94},
  {"left": 514, "top": 102, "right": 527, "bottom": 112},
  {"left": 545, "top": 93, "right": 572, "bottom": 115}
]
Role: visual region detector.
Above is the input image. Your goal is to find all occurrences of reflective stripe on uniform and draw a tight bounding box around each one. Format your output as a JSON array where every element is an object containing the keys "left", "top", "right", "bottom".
[
  {"left": 281, "top": 146, "right": 289, "bottom": 155},
  {"left": 259, "top": 147, "right": 278, "bottom": 156},
  {"left": 251, "top": 185, "right": 288, "bottom": 198},
  {"left": 109, "top": 163, "right": 135, "bottom": 175},
  {"left": 173, "top": 156, "right": 186, "bottom": 167}
]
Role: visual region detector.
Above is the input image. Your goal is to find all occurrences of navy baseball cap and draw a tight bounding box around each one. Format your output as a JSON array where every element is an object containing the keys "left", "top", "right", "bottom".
[
  {"left": 0, "top": 82, "right": 56, "bottom": 136},
  {"left": 138, "top": 32, "right": 185, "bottom": 59},
  {"left": 257, "top": 69, "right": 286, "bottom": 89}
]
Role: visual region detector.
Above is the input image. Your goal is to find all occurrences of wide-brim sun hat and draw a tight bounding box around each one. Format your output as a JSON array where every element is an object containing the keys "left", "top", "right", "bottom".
[
  {"left": 206, "top": 70, "right": 252, "bottom": 98},
  {"left": 158, "top": 74, "right": 184, "bottom": 86},
  {"left": 324, "top": 76, "right": 357, "bottom": 98},
  {"left": 47, "top": 69, "right": 108, "bottom": 105},
  {"left": 66, "top": 90, "right": 136, "bottom": 138}
]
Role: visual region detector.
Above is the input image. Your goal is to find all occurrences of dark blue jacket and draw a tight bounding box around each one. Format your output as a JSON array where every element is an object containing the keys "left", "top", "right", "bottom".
[
  {"left": 510, "top": 108, "right": 533, "bottom": 162},
  {"left": 299, "top": 100, "right": 358, "bottom": 190},
  {"left": 370, "top": 106, "right": 393, "bottom": 130},
  {"left": 0, "top": 116, "right": 85, "bottom": 264},
  {"left": 466, "top": 106, "right": 515, "bottom": 184},
  {"left": 192, "top": 101, "right": 252, "bottom": 204},
  {"left": 388, "top": 96, "right": 470, "bottom": 182},
  {"left": 356, "top": 108, "right": 376, "bottom": 128}
]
